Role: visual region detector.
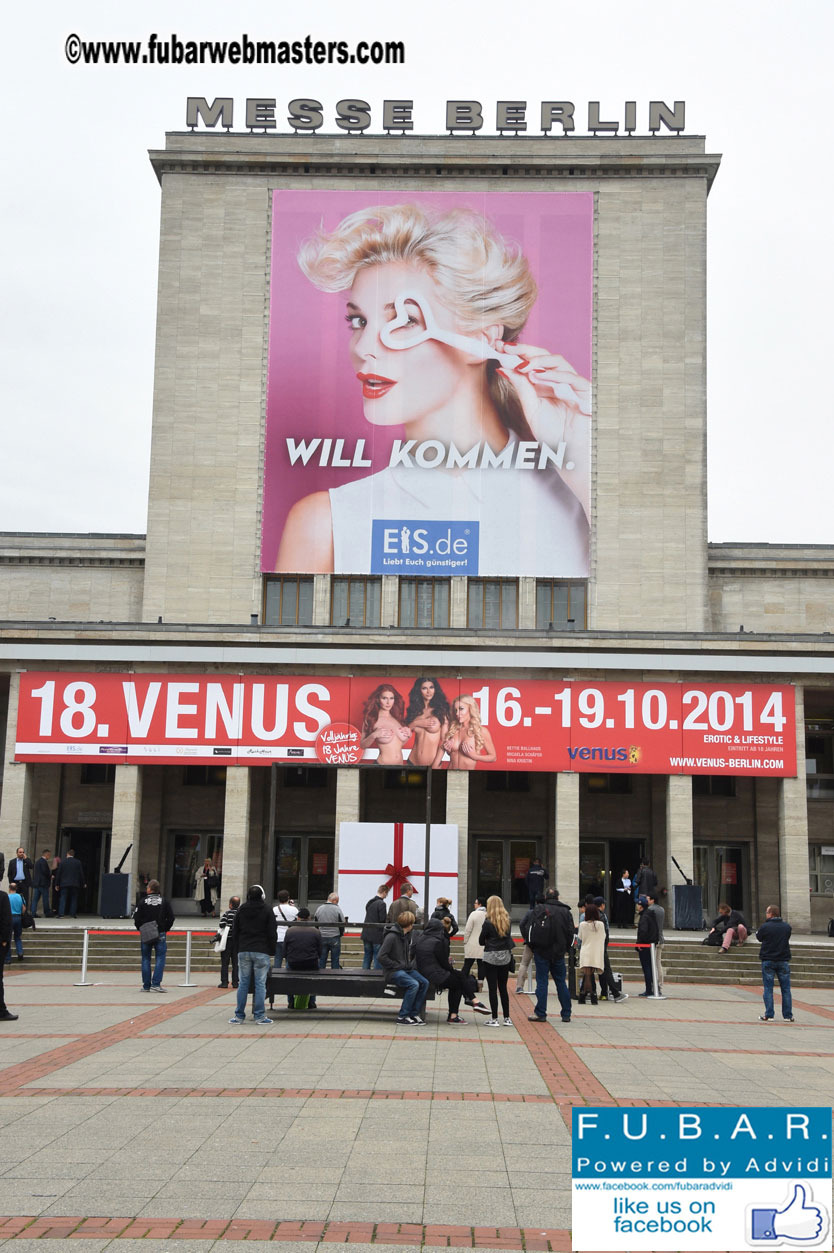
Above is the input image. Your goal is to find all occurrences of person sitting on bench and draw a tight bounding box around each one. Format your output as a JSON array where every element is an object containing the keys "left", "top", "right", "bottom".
[{"left": 284, "top": 908, "right": 323, "bottom": 1009}]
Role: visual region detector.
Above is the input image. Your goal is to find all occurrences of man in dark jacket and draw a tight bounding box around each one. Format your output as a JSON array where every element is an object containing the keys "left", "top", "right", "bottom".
[
  {"left": 378, "top": 911, "right": 429, "bottom": 1025},
  {"left": 0, "top": 891, "right": 18, "bottom": 1020},
  {"left": 635, "top": 896, "right": 660, "bottom": 996},
  {"left": 133, "top": 879, "right": 175, "bottom": 992},
  {"left": 387, "top": 884, "right": 422, "bottom": 925},
  {"left": 30, "top": 850, "right": 54, "bottom": 918},
  {"left": 56, "top": 850, "right": 86, "bottom": 918},
  {"left": 216, "top": 895, "right": 240, "bottom": 989},
  {"left": 8, "top": 848, "right": 34, "bottom": 909},
  {"left": 526, "top": 889, "right": 575, "bottom": 1024},
  {"left": 361, "top": 884, "right": 389, "bottom": 969},
  {"left": 633, "top": 859, "right": 658, "bottom": 901},
  {"left": 756, "top": 905, "right": 793, "bottom": 1022},
  {"left": 229, "top": 885, "right": 277, "bottom": 1025},
  {"left": 525, "top": 858, "right": 549, "bottom": 908},
  {"left": 284, "top": 908, "right": 323, "bottom": 1010}
]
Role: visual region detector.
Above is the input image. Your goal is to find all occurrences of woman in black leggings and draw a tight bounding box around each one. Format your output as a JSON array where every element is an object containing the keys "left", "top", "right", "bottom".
[{"left": 478, "top": 895, "right": 514, "bottom": 1026}]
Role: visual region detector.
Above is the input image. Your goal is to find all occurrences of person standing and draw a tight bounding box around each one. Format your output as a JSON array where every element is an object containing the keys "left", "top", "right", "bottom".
[
  {"left": 6, "top": 885, "right": 25, "bottom": 962},
  {"left": 360, "top": 885, "right": 389, "bottom": 969},
  {"left": 633, "top": 858, "right": 658, "bottom": 902},
  {"left": 8, "top": 848, "right": 33, "bottom": 909},
  {"left": 592, "top": 896, "right": 628, "bottom": 1003},
  {"left": 430, "top": 896, "right": 459, "bottom": 936},
  {"left": 56, "top": 850, "right": 86, "bottom": 918},
  {"left": 133, "top": 878, "right": 175, "bottom": 992},
  {"left": 193, "top": 858, "right": 219, "bottom": 916},
  {"left": 0, "top": 890, "right": 19, "bottom": 1020},
  {"left": 216, "top": 895, "right": 241, "bottom": 989},
  {"left": 526, "top": 889, "right": 575, "bottom": 1024},
  {"left": 30, "top": 850, "right": 53, "bottom": 918},
  {"left": 462, "top": 897, "right": 487, "bottom": 986},
  {"left": 612, "top": 869, "right": 633, "bottom": 928},
  {"left": 273, "top": 890, "right": 299, "bottom": 969},
  {"left": 378, "top": 910, "right": 429, "bottom": 1025},
  {"left": 635, "top": 896, "right": 660, "bottom": 997},
  {"left": 576, "top": 904, "right": 605, "bottom": 1005},
  {"left": 525, "top": 858, "right": 548, "bottom": 909},
  {"left": 229, "top": 885, "right": 277, "bottom": 1025},
  {"left": 387, "top": 883, "right": 422, "bottom": 925},
  {"left": 647, "top": 888, "right": 667, "bottom": 993},
  {"left": 756, "top": 905, "right": 794, "bottom": 1023},
  {"left": 315, "top": 892, "right": 346, "bottom": 969},
  {"left": 479, "top": 895, "right": 515, "bottom": 1026}
]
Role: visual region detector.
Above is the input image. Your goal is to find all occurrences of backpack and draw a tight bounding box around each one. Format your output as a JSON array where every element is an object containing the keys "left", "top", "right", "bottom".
[{"left": 527, "top": 905, "right": 559, "bottom": 952}]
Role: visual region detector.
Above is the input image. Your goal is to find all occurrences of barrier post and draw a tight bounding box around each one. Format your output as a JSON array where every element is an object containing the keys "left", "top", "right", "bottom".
[
  {"left": 179, "top": 929, "right": 196, "bottom": 987},
  {"left": 74, "top": 929, "right": 93, "bottom": 987}
]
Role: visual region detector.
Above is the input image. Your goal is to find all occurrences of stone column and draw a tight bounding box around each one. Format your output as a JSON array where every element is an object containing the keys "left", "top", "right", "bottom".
[
  {"left": 518, "top": 578, "right": 536, "bottom": 629},
  {"left": 334, "top": 768, "right": 361, "bottom": 890},
  {"left": 222, "top": 766, "right": 252, "bottom": 900},
  {"left": 111, "top": 765, "right": 143, "bottom": 898},
  {"left": 555, "top": 771, "right": 580, "bottom": 923},
  {"left": 445, "top": 770, "right": 470, "bottom": 919},
  {"left": 778, "top": 686, "right": 810, "bottom": 933},
  {"left": 664, "top": 775, "right": 693, "bottom": 929},
  {"left": 0, "top": 672, "right": 33, "bottom": 853}
]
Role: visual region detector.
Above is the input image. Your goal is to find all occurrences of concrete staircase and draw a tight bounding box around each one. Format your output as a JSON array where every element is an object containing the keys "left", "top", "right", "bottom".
[{"left": 11, "top": 928, "right": 834, "bottom": 988}]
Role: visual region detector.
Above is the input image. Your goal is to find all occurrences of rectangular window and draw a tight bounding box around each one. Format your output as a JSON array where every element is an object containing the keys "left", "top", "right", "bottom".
[
  {"left": 485, "top": 771, "right": 530, "bottom": 792},
  {"left": 809, "top": 845, "right": 834, "bottom": 895},
  {"left": 383, "top": 768, "right": 427, "bottom": 790},
  {"left": 263, "top": 577, "right": 314, "bottom": 626},
  {"left": 283, "top": 766, "right": 327, "bottom": 788},
  {"left": 398, "top": 578, "right": 450, "bottom": 628},
  {"left": 330, "top": 577, "right": 382, "bottom": 627},
  {"left": 584, "top": 773, "right": 632, "bottom": 795},
  {"left": 80, "top": 764, "right": 116, "bottom": 785},
  {"left": 183, "top": 765, "right": 227, "bottom": 787},
  {"left": 467, "top": 579, "right": 517, "bottom": 630},
  {"left": 535, "top": 580, "right": 587, "bottom": 629},
  {"left": 692, "top": 776, "right": 736, "bottom": 797}
]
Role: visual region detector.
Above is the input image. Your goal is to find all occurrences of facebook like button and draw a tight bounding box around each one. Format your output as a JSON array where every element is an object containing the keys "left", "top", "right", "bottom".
[{"left": 371, "top": 520, "right": 479, "bottom": 575}]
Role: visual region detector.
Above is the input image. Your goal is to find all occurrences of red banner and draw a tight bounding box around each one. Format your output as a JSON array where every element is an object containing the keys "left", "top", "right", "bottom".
[{"left": 14, "top": 673, "right": 796, "bottom": 776}]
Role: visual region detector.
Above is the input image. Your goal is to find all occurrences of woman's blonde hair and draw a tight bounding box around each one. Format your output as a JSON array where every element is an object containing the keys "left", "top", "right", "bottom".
[
  {"left": 298, "top": 202, "right": 539, "bottom": 438},
  {"left": 486, "top": 895, "right": 511, "bottom": 937},
  {"left": 448, "top": 695, "right": 485, "bottom": 752}
]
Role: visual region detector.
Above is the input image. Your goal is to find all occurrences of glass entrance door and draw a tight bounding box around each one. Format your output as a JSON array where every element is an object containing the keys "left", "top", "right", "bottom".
[
  {"left": 474, "top": 837, "right": 540, "bottom": 918},
  {"left": 170, "top": 831, "right": 223, "bottom": 904},
  {"left": 693, "top": 844, "right": 749, "bottom": 921},
  {"left": 579, "top": 841, "right": 608, "bottom": 907},
  {"left": 274, "top": 834, "right": 334, "bottom": 907}
]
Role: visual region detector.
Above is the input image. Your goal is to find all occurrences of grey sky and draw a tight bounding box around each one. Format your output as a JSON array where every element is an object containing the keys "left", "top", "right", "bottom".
[{"left": 2, "top": 0, "right": 832, "bottom": 543}]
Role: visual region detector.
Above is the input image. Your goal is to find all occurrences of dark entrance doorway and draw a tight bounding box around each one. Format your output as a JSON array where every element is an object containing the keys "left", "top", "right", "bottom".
[
  {"left": 578, "top": 837, "right": 644, "bottom": 921},
  {"left": 59, "top": 827, "right": 110, "bottom": 915}
]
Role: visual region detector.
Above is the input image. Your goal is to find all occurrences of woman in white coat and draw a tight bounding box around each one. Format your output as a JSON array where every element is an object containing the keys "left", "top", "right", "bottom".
[
  {"left": 461, "top": 897, "right": 487, "bottom": 985},
  {"left": 576, "top": 904, "right": 606, "bottom": 1006},
  {"left": 193, "top": 858, "right": 219, "bottom": 917}
]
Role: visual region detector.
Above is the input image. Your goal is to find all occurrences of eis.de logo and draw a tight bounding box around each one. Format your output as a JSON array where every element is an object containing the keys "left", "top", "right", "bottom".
[{"left": 315, "top": 722, "right": 363, "bottom": 765}]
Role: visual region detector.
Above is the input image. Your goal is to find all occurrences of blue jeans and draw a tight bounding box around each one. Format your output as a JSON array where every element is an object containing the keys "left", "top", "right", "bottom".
[
  {"left": 235, "top": 952, "right": 271, "bottom": 1019},
  {"left": 141, "top": 935, "right": 167, "bottom": 988},
  {"left": 274, "top": 942, "right": 285, "bottom": 969},
  {"left": 533, "top": 953, "right": 572, "bottom": 1020},
  {"left": 362, "top": 941, "right": 382, "bottom": 970},
  {"left": 59, "top": 887, "right": 79, "bottom": 917},
  {"left": 30, "top": 886, "right": 52, "bottom": 917},
  {"left": 319, "top": 937, "right": 342, "bottom": 969},
  {"left": 761, "top": 960, "right": 792, "bottom": 1019},
  {"left": 389, "top": 968, "right": 429, "bottom": 1019}
]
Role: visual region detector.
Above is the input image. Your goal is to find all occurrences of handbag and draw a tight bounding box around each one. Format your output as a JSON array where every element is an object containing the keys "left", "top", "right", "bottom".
[
  {"left": 214, "top": 925, "right": 229, "bottom": 954},
  {"left": 483, "top": 949, "right": 512, "bottom": 966},
  {"left": 139, "top": 919, "right": 160, "bottom": 944},
  {"left": 22, "top": 911, "right": 36, "bottom": 931}
]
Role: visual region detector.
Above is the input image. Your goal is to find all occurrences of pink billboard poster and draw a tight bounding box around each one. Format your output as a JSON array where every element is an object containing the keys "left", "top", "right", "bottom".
[{"left": 261, "top": 189, "right": 593, "bottom": 577}]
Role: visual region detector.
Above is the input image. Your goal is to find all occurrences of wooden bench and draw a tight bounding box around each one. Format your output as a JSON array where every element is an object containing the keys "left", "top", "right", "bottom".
[{"left": 266, "top": 969, "right": 436, "bottom": 1009}]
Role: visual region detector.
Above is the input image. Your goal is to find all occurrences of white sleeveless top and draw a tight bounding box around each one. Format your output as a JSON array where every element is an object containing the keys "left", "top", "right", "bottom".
[{"left": 328, "top": 453, "right": 588, "bottom": 577}]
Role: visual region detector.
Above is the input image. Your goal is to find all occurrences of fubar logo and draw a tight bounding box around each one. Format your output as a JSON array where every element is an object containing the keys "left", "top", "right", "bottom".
[{"left": 371, "top": 519, "right": 479, "bottom": 575}]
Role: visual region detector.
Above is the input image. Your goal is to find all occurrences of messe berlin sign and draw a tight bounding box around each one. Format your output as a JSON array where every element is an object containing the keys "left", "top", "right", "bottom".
[{"left": 14, "top": 673, "right": 796, "bottom": 775}]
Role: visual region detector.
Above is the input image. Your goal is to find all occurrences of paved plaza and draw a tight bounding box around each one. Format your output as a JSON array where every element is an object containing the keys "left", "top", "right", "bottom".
[{"left": 1, "top": 961, "right": 833, "bottom": 1253}]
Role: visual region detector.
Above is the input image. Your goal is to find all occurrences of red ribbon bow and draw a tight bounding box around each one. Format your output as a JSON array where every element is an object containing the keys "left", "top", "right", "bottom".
[{"left": 382, "top": 823, "right": 416, "bottom": 899}]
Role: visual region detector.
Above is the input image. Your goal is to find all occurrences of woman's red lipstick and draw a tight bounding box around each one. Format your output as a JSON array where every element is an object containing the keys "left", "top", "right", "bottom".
[{"left": 357, "top": 372, "right": 396, "bottom": 400}]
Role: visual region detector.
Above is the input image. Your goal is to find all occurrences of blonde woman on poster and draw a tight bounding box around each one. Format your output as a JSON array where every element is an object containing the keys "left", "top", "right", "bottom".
[
  {"left": 273, "top": 200, "right": 591, "bottom": 576},
  {"left": 443, "top": 695, "right": 497, "bottom": 770}
]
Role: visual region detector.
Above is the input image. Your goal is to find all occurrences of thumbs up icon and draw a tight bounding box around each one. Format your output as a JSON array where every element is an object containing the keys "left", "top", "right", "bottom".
[{"left": 750, "top": 1184, "right": 828, "bottom": 1244}]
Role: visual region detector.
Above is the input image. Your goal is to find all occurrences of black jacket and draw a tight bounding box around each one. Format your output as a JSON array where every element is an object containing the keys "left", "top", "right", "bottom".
[
  {"left": 133, "top": 894, "right": 175, "bottom": 935},
  {"left": 8, "top": 856, "right": 33, "bottom": 889},
  {"left": 479, "top": 919, "right": 515, "bottom": 954},
  {"left": 33, "top": 857, "right": 53, "bottom": 889},
  {"left": 712, "top": 909, "right": 746, "bottom": 934},
  {"left": 523, "top": 900, "right": 575, "bottom": 958},
  {"left": 411, "top": 919, "right": 452, "bottom": 986},
  {"left": 0, "top": 891, "right": 11, "bottom": 947},
  {"left": 378, "top": 923, "right": 414, "bottom": 973},
  {"left": 634, "top": 865, "right": 658, "bottom": 897},
  {"left": 636, "top": 908, "right": 659, "bottom": 947},
  {"left": 756, "top": 916, "right": 792, "bottom": 963},
  {"left": 284, "top": 921, "right": 322, "bottom": 966},
  {"left": 56, "top": 857, "right": 85, "bottom": 890},
  {"left": 430, "top": 904, "right": 459, "bottom": 937},
  {"left": 361, "top": 895, "right": 388, "bottom": 943},
  {"left": 232, "top": 900, "right": 277, "bottom": 956}
]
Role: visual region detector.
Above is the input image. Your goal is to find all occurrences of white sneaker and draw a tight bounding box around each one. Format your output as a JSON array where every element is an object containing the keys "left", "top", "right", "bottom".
[
  {"left": 486, "top": 1018, "right": 500, "bottom": 1027},
  {"left": 612, "top": 993, "right": 629, "bottom": 1003},
  {"left": 503, "top": 1017, "right": 513, "bottom": 1026}
]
